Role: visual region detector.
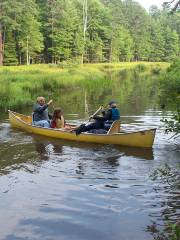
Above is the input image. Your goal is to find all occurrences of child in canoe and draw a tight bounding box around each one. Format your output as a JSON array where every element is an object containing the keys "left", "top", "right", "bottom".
[
  {"left": 50, "top": 108, "right": 77, "bottom": 130},
  {"left": 50, "top": 108, "right": 65, "bottom": 129}
]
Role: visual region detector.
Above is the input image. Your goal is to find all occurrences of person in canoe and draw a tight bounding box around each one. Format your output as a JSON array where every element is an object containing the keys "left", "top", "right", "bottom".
[
  {"left": 75, "top": 100, "right": 120, "bottom": 135},
  {"left": 33, "top": 97, "right": 53, "bottom": 128},
  {"left": 50, "top": 108, "right": 65, "bottom": 129}
]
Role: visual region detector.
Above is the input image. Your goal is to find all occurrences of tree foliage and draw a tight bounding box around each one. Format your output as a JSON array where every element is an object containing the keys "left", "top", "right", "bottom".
[
  {"left": 0, "top": 0, "right": 180, "bottom": 65},
  {"left": 160, "top": 59, "right": 180, "bottom": 136}
]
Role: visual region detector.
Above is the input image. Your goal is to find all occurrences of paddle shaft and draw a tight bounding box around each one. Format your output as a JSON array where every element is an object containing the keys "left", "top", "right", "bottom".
[
  {"left": 84, "top": 106, "right": 103, "bottom": 125},
  {"left": 68, "top": 106, "right": 103, "bottom": 131}
]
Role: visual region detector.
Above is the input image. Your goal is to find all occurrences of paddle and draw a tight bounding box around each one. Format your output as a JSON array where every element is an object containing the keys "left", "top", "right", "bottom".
[
  {"left": 84, "top": 106, "right": 103, "bottom": 125},
  {"left": 70, "top": 106, "right": 103, "bottom": 132},
  {"left": 72, "top": 106, "right": 103, "bottom": 135}
]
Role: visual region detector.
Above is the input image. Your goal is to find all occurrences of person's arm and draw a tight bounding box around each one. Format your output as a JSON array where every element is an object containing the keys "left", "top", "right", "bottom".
[
  {"left": 93, "top": 109, "right": 112, "bottom": 121},
  {"left": 34, "top": 104, "right": 48, "bottom": 113},
  {"left": 61, "top": 115, "right": 65, "bottom": 128},
  {"left": 33, "top": 100, "right": 53, "bottom": 113}
]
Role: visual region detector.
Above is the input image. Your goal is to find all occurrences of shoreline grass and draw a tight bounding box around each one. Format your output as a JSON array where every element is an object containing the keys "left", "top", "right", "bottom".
[
  {"left": 0, "top": 61, "right": 169, "bottom": 72},
  {"left": 0, "top": 62, "right": 169, "bottom": 110}
]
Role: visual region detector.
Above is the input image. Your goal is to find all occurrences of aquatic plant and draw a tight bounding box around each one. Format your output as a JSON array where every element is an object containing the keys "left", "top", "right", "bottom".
[
  {"left": 147, "top": 221, "right": 180, "bottom": 240},
  {"left": 148, "top": 163, "right": 180, "bottom": 240}
]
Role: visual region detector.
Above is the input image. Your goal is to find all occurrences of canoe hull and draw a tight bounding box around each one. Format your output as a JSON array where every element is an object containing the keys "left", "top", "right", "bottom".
[{"left": 8, "top": 111, "right": 156, "bottom": 148}]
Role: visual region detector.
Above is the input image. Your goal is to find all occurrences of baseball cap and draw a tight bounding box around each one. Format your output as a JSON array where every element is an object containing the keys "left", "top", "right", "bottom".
[{"left": 108, "top": 100, "right": 116, "bottom": 105}]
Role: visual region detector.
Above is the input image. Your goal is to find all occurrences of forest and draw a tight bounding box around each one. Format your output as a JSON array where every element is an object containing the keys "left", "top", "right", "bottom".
[{"left": 0, "top": 0, "right": 180, "bottom": 66}]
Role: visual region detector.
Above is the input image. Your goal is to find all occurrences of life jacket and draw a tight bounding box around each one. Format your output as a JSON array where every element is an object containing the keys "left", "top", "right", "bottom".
[{"left": 111, "top": 108, "right": 120, "bottom": 121}]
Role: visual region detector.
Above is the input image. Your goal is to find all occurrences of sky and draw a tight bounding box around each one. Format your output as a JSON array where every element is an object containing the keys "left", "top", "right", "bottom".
[{"left": 135, "top": 0, "right": 165, "bottom": 10}]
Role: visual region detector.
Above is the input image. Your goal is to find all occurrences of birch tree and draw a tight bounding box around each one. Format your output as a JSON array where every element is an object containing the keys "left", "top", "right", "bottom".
[{"left": 82, "top": 0, "right": 88, "bottom": 63}]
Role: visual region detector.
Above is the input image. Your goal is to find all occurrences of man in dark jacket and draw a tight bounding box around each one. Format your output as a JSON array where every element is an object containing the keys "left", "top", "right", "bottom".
[
  {"left": 75, "top": 100, "right": 120, "bottom": 135},
  {"left": 33, "top": 97, "right": 53, "bottom": 128}
]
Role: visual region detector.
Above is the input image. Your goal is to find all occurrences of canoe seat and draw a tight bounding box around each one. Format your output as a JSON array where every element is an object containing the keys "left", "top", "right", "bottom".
[{"left": 107, "top": 120, "right": 121, "bottom": 134}]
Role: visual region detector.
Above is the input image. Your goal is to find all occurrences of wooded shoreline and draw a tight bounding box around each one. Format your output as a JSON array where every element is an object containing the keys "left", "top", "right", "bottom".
[{"left": 0, "top": 0, "right": 179, "bottom": 66}]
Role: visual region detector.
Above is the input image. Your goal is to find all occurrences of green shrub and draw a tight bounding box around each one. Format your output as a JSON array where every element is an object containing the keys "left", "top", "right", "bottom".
[
  {"left": 135, "top": 63, "right": 147, "bottom": 72},
  {"left": 151, "top": 65, "right": 161, "bottom": 74}
]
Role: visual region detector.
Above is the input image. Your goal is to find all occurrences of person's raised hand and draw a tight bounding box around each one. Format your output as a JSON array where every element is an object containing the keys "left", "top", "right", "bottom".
[{"left": 47, "top": 99, "right": 53, "bottom": 105}]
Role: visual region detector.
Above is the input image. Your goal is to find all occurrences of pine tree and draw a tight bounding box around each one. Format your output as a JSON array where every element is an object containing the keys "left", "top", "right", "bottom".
[
  {"left": 3, "top": 31, "right": 18, "bottom": 65},
  {"left": 149, "top": 20, "right": 165, "bottom": 61},
  {"left": 0, "top": 23, "right": 3, "bottom": 66},
  {"left": 39, "top": 0, "right": 82, "bottom": 63},
  {"left": 84, "top": 0, "right": 109, "bottom": 62},
  {"left": 1, "top": 0, "right": 180, "bottom": 64},
  {"left": 122, "top": 0, "right": 151, "bottom": 61},
  {"left": 163, "top": 27, "right": 179, "bottom": 61},
  {"left": 16, "top": 0, "right": 43, "bottom": 64},
  {"left": 0, "top": 0, "right": 22, "bottom": 65}
]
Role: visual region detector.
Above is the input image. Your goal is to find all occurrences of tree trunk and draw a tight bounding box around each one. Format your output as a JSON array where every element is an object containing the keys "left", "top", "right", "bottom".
[
  {"left": 0, "top": 0, "right": 3, "bottom": 66},
  {"left": 19, "top": 54, "right": 22, "bottom": 65},
  {"left": 0, "top": 25, "right": 3, "bottom": 66},
  {"left": 109, "top": 38, "right": 112, "bottom": 63},
  {"left": 84, "top": 90, "right": 89, "bottom": 118},
  {"left": 26, "top": 37, "right": 29, "bottom": 65},
  {"left": 82, "top": 0, "right": 87, "bottom": 64}
]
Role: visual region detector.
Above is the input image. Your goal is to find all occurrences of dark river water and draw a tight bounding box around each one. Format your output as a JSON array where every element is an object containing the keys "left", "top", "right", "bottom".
[{"left": 0, "top": 70, "right": 179, "bottom": 240}]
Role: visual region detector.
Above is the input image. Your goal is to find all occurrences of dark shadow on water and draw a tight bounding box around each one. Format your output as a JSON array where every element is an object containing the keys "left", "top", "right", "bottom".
[{"left": 115, "top": 145, "right": 154, "bottom": 160}]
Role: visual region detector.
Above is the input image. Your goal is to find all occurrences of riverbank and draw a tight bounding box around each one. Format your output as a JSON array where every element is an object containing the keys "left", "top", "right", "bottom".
[{"left": 0, "top": 62, "right": 169, "bottom": 109}]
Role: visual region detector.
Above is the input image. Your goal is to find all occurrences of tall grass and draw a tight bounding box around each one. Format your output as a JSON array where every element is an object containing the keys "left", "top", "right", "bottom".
[{"left": 0, "top": 62, "right": 169, "bottom": 109}]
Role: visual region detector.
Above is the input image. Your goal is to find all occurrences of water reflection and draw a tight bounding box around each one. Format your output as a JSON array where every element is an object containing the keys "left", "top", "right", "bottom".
[
  {"left": 116, "top": 146, "right": 154, "bottom": 160},
  {"left": 27, "top": 68, "right": 162, "bottom": 120},
  {"left": 0, "top": 142, "right": 38, "bottom": 175},
  {"left": 146, "top": 163, "right": 180, "bottom": 240},
  {"left": 34, "top": 140, "right": 63, "bottom": 161},
  {"left": 33, "top": 136, "right": 122, "bottom": 173},
  {"left": 0, "top": 125, "right": 155, "bottom": 177}
]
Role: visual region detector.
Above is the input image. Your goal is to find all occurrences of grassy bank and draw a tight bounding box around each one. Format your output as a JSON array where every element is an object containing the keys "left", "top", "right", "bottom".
[{"left": 0, "top": 62, "right": 169, "bottom": 109}]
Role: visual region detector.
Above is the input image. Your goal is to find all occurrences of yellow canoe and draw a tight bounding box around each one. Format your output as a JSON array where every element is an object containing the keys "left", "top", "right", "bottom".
[{"left": 8, "top": 110, "right": 156, "bottom": 148}]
